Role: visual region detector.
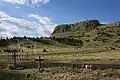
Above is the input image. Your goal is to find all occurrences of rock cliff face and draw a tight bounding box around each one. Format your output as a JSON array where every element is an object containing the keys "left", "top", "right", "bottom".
[{"left": 52, "top": 20, "right": 101, "bottom": 34}]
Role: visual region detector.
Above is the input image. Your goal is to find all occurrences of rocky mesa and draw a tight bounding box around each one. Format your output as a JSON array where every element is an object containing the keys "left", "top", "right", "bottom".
[{"left": 52, "top": 20, "right": 102, "bottom": 34}]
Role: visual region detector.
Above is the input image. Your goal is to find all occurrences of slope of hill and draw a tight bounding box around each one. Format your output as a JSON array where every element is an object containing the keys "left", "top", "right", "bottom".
[
  {"left": 51, "top": 20, "right": 120, "bottom": 49},
  {"left": 0, "top": 36, "right": 75, "bottom": 51}
]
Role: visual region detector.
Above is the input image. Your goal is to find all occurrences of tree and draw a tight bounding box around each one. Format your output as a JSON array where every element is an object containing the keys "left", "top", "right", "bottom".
[
  {"left": 27, "top": 46, "right": 31, "bottom": 48},
  {"left": 0, "top": 39, "right": 9, "bottom": 47},
  {"left": 24, "top": 36, "right": 27, "bottom": 39},
  {"left": 42, "top": 49, "right": 47, "bottom": 52}
]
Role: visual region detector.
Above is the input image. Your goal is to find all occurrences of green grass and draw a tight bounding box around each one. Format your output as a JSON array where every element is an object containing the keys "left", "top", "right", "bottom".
[
  {"left": 0, "top": 69, "right": 25, "bottom": 80},
  {"left": 1, "top": 48, "right": 120, "bottom": 61},
  {"left": 40, "top": 50, "right": 120, "bottom": 62}
]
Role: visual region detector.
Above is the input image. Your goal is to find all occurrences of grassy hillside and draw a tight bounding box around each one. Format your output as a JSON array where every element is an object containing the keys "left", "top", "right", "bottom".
[
  {"left": 0, "top": 69, "right": 24, "bottom": 80},
  {"left": 51, "top": 22, "right": 120, "bottom": 49}
]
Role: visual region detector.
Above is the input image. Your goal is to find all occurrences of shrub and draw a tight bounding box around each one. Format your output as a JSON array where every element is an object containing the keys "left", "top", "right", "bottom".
[
  {"left": 27, "top": 46, "right": 31, "bottom": 48},
  {"left": 85, "top": 40, "right": 90, "bottom": 42},
  {"left": 7, "top": 64, "right": 14, "bottom": 69},
  {"left": 86, "top": 35, "right": 90, "bottom": 37},
  {"left": 20, "top": 44, "right": 22, "bottom": 46},
  {"left": 42, "top": 49, "right": 47, "bottom": 52}
]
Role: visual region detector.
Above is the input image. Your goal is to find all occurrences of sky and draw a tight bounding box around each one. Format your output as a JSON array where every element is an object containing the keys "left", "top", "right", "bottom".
[{"left": 0, "top": 0, "right": 120, "bottom": 38}]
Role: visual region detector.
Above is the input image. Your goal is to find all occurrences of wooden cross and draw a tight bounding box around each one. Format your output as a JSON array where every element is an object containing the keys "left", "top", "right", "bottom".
[
  {"left": 35, "top": 56, "right": 44, "bottom": 71},
  {"left": 12, "top": 51, "right": 18, "bottom": 68}
]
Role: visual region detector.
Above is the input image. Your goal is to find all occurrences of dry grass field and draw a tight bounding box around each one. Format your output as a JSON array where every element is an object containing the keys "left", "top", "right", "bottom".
[{"left": 0, "top": 46, "right": 120, "bottom": 80}]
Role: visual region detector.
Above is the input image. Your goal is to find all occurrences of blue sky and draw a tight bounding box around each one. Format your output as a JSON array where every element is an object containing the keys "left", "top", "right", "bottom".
[{"left": 0, "top": 0, "right": 120, "bottom": 37}]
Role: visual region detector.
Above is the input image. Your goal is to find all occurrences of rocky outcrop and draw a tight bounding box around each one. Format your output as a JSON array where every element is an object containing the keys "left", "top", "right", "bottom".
[
  {"left": 52, "top": 20, "right": 101, "bottom": 34},
  {"left": 114, "top": 21, "right": 120, "bottom": 26}
]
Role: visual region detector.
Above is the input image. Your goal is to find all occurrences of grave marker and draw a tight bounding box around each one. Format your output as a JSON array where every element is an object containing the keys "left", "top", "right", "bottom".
[
  {"left": 12, "top": 51, "right": 18, "bottom": 68},
  {"left": 35, "top": 55, "right": 44, "bottom": 71}
]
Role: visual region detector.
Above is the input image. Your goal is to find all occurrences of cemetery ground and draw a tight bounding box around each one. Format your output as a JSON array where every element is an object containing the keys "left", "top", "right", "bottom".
[{"left": 1, "top": 47, "right": 120, "bottom": 80}]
